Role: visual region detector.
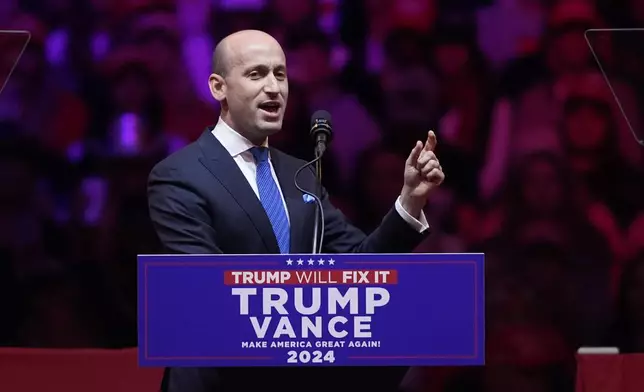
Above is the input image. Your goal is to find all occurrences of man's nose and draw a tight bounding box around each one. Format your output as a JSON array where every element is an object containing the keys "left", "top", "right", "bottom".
[{"left": 263, "top": 75, "right": 279, "bottom": 94}]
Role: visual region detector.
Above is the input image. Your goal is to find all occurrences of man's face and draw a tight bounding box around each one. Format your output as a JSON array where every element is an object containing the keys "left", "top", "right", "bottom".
[{"left": 223, "top": 40, "right": 289, "bottom": 141}]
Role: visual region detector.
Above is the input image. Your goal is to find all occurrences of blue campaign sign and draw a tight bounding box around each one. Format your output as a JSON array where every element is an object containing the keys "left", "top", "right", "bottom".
[{"left": 138, "top": 253, "right": 484, "bottom": 367}]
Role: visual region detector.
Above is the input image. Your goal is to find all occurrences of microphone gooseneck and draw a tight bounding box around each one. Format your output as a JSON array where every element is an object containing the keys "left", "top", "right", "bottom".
[
  {"left": 293, "top": 154, "right": 325, "bottom": 254},
  {"left": 293, "top": 110, "right": 333, "bottom": 254}
]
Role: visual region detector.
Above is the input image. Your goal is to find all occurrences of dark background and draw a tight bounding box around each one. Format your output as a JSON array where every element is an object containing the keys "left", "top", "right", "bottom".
[{"left": 1, "top": 0, "right": 644, "bottom": 390}]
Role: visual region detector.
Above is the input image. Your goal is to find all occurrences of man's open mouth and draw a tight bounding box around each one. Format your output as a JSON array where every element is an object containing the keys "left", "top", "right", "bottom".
[{"left": 258, "top": 102, "right": 281, "bottom": 113}]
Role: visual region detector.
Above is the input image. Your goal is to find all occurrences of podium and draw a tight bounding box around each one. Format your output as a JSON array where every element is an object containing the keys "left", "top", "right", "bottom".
[
  {"left": 0, "top": 348, "right": 163, "bottom": 392},
  {"left": 576, "top": 349, "right": 644, "bottom": 392},
  {"left": 137, "top": 253, "right": 485, "bottom": 369}
]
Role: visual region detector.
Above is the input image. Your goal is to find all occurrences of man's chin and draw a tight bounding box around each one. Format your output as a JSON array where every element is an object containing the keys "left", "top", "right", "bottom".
[{"left": 257, "top": 120, "right": 283, "bottom": 135}]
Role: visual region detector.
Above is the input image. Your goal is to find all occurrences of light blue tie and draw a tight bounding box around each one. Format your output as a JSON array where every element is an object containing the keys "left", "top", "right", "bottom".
[{"left": 250, "top": 147, "right": 290, "bottom": 254}]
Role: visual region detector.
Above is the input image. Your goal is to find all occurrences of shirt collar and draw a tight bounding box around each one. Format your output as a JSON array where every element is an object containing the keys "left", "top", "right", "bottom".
[{"left": 211, "top": 117, "right": 269, "bottom": 158}]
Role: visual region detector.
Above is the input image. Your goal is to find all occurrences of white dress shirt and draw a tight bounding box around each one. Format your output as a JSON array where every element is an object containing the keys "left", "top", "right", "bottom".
[{"left": 211, "top": 118, "right": 429, "bottom": 233}]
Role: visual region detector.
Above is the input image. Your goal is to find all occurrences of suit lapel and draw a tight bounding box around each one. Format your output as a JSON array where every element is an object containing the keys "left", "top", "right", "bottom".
[
  {"left": 270, "top": 148, "right": 313, "bottom": 255},
  {"left": 197, "top": 129, "right": 280, "bottom": 253}
]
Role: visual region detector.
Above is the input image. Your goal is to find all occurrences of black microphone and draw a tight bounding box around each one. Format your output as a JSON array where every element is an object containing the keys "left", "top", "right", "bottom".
[
  {"left": 293, "top": 110, "right": 333, "bottom": 254},
  {"left": 310, "top": 110, "right": 333, "bottom": 157}
]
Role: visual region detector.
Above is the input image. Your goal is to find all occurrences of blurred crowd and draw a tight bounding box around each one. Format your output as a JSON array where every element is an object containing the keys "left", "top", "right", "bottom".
[{"left": 1, "top": 0, "right": 644, "bottom": 390}]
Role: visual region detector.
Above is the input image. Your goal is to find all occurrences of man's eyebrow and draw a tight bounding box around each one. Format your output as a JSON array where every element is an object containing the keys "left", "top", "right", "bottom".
[
  {"left": 242, "top": 63, "right": 286, "bottom": 73},
  {"left": 240, "top": 64, "right": 262, "bottom": 74}
]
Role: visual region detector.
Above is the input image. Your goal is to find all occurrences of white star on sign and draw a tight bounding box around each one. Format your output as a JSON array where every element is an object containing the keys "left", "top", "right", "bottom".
[
  {"left": 308, "top": 258, "right": 315, "bottom": 265},
  {"left": 328, "top": 258, "right": 335, "bottom": 265},
  {"left": 286, "top": 259, "right": 293, "bottom": 265},
  {"left": 297, "top": 258, "right": 304, "bottom": 265},
  {"left": 318, "top": 258, "right": 325, "bottom": 265}
]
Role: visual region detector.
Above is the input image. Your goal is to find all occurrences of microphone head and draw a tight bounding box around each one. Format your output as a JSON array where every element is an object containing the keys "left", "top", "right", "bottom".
[
  {"left": 311, "top": 110, "right": 332, "bottom": 128},
  {"left": 310, "top": 110, "right": 333, "bottom": 140}
]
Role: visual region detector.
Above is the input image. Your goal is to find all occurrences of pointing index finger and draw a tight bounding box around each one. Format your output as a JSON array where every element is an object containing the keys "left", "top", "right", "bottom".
[{"left": 425, "top": 130, "right": 437, "bottom": 151}]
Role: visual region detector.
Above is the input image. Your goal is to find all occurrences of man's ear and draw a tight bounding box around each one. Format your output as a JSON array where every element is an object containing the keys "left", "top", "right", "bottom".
[{"left": 209, "top": 73, "right": 226, "bottom": 102}]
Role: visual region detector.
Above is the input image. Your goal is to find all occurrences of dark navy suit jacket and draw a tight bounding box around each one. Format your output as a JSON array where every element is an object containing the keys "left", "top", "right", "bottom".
[{"left": 147, "top": 128, "right": 429, "bottom": 392}]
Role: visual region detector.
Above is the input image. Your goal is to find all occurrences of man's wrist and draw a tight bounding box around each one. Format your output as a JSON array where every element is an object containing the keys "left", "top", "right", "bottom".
[{"left": 399, "top": 191, "right": 425, "bottom": 219}]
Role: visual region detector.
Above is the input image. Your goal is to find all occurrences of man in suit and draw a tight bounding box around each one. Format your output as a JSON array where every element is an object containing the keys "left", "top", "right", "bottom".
[{"left": 147, "top": 29, "right": 445, "bottom": 392}]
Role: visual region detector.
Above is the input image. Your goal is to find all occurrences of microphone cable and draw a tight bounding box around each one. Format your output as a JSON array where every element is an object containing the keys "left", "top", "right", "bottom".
[{"left": 293, "top": 153, "right": 325, "bottom": 254}]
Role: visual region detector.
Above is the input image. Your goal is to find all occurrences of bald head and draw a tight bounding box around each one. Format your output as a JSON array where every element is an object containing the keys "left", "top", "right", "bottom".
[
  {"left": 212, "top": 30, "right": 283, "bottom": 77},
  {"left": 208, "top": 29, "right": 289, "bottom": 145}
]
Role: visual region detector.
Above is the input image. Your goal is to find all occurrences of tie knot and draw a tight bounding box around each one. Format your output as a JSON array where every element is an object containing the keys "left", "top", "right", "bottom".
[{"left": 250, "top": 146, "right": 269, "bottom": 163}]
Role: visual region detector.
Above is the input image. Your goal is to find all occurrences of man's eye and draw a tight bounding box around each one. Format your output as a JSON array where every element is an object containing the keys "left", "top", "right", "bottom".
[{"left": 248, "top": 71, "right": 261, "bottom": 78}]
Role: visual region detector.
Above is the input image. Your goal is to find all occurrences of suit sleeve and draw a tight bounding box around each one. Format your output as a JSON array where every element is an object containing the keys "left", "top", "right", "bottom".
[
  {"left": 318, "top": 180, "right": 429, "bottom": 254},
  {"left": 147, "top": 163, "right": 222, "bottom": 254}
]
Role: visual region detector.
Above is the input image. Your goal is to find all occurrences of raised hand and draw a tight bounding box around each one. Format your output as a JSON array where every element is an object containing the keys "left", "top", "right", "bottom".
[{"left": 400, "top": 130, "right": 445, "bottom": 217}]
